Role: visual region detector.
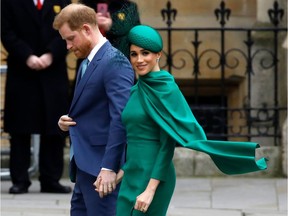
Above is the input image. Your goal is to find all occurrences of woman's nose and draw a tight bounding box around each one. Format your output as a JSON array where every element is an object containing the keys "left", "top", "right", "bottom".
[{"left": 137, "top": 55, "right": 143, "bottom": 62}]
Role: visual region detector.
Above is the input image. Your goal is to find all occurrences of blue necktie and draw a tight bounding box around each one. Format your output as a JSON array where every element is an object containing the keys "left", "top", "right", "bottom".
[{"left": 80, "top": 58, "right": 89, "bottom": 78}]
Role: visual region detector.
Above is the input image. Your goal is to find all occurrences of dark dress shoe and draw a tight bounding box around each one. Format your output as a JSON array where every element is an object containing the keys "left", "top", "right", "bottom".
[
  {"left": 9, "top": 184, "right": 29, "bottom": 194},
  {"left": 41, "top": 182, "right": 72, "bottom": 194}
]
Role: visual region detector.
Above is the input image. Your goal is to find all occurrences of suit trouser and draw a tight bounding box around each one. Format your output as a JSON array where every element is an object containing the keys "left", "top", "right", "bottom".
[
  {"left": 9, "top": 133, "right": 65, "bottom": 186},
  {"left": 71, "top": 168, "right": 119, "bottom": 216}
]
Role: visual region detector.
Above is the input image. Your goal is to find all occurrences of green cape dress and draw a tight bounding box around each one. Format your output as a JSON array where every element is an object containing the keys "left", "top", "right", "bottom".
[
  {"left": 117, "top": 70, "right": 267, "bottom": 216},
  {"left": 137, "top": 70, "right": 267, "bottom": 175}
]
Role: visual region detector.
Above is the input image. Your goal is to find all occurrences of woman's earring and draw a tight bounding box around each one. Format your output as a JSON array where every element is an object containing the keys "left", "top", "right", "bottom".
[{"left": 156, "top": 58, "right": 160, "bottom": 62}]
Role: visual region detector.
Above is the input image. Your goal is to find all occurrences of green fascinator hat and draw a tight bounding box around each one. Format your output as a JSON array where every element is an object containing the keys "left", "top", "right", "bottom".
[{"left": 128, "top": 25, "right": 163, "bottom": 53}]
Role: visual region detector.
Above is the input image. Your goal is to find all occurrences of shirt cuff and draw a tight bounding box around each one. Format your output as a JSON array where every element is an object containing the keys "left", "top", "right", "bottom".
[{"left": 101, "top": 168, "right": 113, "bottom": 171}]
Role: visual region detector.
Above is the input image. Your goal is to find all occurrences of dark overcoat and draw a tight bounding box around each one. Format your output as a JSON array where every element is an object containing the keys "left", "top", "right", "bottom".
[
  {"left": 1, "top": 0, "right": 71, "bottom": 134},
  {"left": 80, "top": 0, "right": 141, "bottom": 57}
]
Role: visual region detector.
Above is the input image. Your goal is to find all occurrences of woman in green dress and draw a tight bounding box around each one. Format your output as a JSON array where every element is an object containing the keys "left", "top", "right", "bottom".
[{"left": 115, "top": 25, "right": 268, "bottom": 215}]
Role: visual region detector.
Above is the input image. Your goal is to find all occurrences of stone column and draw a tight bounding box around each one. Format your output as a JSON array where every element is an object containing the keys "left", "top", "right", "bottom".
[
  {"left": 251, "top": 0, "right": 276, "bottom": 146},
  {"left": 281, "top": 34, "right": 287, "bottom": 177},
  {"left": 282, "top": 118, "right": 287, "bottom": 177},
  {"left": 256, "top": 0, "right": 275, "bottom": 22},
  {"left": 279, "top": 0, "right": 287, "bottom": 177}
]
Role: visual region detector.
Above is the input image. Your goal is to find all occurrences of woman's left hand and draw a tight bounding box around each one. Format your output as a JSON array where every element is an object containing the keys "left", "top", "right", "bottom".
[
  {"left": 116, "top": 169, "right": 124, "bottom": 184},
  {"left": 134, "top": 189, "right": 155, "bottom": 213}
]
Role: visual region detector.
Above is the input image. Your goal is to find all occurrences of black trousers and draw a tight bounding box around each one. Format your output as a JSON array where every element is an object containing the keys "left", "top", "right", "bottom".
[{"left": 9, "top": 133, "right": 65, "bottom": 186}]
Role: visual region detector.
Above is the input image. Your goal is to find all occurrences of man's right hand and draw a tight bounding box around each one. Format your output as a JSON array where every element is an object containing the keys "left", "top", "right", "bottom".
[{"left": 58, "top": 115, "right": 76, "bottom": 131}]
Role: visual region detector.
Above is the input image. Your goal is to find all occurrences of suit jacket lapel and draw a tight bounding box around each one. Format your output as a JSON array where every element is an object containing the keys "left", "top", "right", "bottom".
[
  {"left": 39, "top": 1, "right": 64, "bottom": 21},
  {"left": 69, "top": 42, "right": 111, "bottom": 114},
  {"left": 42, "top": 0, "right": 49, "bottom": 17},
  {"left": 42, "top": 0, "right": 56, "bottom": 18},
  {"left": 23, "top": 0, "right": 41, "bottom": 25}
]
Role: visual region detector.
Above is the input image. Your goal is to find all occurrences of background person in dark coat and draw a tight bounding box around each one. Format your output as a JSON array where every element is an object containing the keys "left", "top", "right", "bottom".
[
  {"left": 79, "top": 0, "right": 140, "bottom": 58},
  {"left": 69, "top": 0, "right": 140, "bottom": 99},
  {"left": 1, "top": 0, "right": 72, "bottom": 194}
]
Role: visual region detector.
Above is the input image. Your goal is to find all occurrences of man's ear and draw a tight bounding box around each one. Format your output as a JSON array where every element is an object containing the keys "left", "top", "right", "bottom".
[{"left": 82, "top": 24, "right": 91, "bottom": 35}]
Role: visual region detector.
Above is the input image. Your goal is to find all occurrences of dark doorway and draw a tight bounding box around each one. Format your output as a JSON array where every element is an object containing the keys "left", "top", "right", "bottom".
[{"left": 185, "top": 96, "right": 228, "bottom": 140}]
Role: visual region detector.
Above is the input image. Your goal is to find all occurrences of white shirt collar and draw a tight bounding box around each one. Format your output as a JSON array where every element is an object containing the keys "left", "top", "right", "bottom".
[
  {"left": 87, "top": 37, "right": 108, "bottom": 63},
  {"left": 34, "top": 0, "right": 44, "bottom": 5}
]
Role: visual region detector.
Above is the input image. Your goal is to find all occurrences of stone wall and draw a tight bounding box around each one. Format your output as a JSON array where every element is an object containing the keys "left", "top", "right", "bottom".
[
  {"left": 173, "top": 146, "right": 281, "bottom": 177},
  {"left": 133, "top": 0, "right": 256, "bottom": 28}
]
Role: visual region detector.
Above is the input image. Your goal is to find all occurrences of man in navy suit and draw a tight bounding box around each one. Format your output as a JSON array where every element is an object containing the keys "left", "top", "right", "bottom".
[{"left": 53, "top": 3, "right": 134, "bottom": 216}]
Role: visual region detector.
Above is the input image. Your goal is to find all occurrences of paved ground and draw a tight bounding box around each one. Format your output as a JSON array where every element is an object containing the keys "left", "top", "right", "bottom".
[{"left": 1, "top": 177, "right": 287, "bottom": 216}]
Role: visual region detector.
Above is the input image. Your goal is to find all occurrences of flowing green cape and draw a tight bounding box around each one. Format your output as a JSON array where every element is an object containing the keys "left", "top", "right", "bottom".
[{"left": 137, "top": 70, "right": 267, "bottom": 175}]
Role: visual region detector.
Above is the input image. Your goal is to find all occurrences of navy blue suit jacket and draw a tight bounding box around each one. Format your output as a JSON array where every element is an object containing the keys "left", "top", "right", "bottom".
[{"left": 69, "top": 41, "right": 134, "bottom": 178}]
